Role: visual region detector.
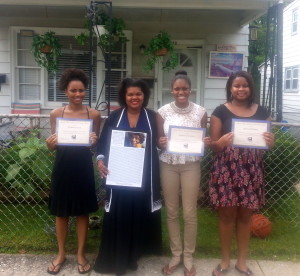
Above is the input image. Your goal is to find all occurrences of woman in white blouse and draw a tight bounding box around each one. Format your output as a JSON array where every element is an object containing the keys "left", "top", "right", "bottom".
[{"left": 157, "top": 71, "right": 209, "bottom": 276}]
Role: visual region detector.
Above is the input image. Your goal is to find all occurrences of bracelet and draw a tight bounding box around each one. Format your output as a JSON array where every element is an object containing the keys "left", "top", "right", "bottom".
[{"left": 96, "top": 154, "right": 105, "bottom": 161}]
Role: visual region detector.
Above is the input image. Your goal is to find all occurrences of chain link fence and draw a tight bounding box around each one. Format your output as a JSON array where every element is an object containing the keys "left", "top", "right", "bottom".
[{"left": 0, "top": 115, "right": 300, "bottom": 252}]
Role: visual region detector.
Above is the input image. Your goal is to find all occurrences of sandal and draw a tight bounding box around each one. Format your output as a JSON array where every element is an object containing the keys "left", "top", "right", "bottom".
[
  {"left": 47, "top": 259, "right": 66, "bottom": 275},
  {"left": 184, "top": 266, "right": 196, "bottom": 276},
  {"left": 161, "top": 263, "right": 179, "bottom": 275},
  {"left": 77, "top": 261, "right": 92, "bottom": 274},
  {"left": 235, "top": 265, "right": 254, "bottom": 276},
  {"left": 212, "top": 264, "right": 229, "bottom": 276}
]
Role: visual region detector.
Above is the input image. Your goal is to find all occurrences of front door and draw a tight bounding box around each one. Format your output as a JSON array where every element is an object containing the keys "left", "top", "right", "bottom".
[{"left": 154, "top": 42, "right": 203, "bottom": 110}]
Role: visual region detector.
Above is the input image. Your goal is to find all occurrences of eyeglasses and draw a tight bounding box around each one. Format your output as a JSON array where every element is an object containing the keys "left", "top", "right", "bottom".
[{"left": 173, "top": 87, "right": 190, "bottom": 92}]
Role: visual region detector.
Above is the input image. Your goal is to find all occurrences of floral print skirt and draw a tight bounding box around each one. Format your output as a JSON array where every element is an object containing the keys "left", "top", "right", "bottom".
[{"left": 209, "top": 146, "right": 265, "bottom": 210}]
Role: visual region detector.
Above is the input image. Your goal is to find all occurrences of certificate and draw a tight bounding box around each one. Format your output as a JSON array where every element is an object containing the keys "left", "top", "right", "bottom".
[
  {"left": 56, "top": 118, "right": 92, "bottom": 146},
  {"left": 106, "top": 129, "right": 147, "bottom": 188},
  {"left": 232, "top": 119, "right": 270, "bottom": 149},
  {"left": 167, "top": 125, "right": 206, "bottom": 156}
]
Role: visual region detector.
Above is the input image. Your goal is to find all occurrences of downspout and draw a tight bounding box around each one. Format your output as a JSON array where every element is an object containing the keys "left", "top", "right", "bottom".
[{"left": 276, "top": 0, "right": 284, "bottom": 122}]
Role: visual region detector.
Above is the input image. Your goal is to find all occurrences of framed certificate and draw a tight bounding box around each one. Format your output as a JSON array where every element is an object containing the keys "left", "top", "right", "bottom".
[
  {"left": 106, "top": 129, "right": 147, "bottom": 189},
  {"left": 232, "top": 119, "right": 270, "bottom": 149},
  {"left": 56, "top": 118, "right": 92, "bottom": 146},
  {"left": 167, "top": 125, "right": 206, "bottom": 156}
]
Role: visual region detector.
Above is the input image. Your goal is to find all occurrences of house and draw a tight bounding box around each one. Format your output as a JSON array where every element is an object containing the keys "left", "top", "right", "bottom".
[
  {"left": 259, "top": 0, "right": 300, "bottom": 123},
  {"left": 283, "top": 0, "right": 300, "bottom": 123},
  {"left": 0, "top": 0, "right": 286, "bottom": 116}
]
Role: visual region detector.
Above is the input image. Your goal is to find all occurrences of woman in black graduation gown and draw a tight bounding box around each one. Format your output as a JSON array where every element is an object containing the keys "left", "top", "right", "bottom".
[{"left": 93, "top": 78, "right": 162, "bottom": 276}]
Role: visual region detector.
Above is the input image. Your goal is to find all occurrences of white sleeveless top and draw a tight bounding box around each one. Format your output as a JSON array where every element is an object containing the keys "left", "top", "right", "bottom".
[{"left": 158, "top": 101, "right": 206, "bottom": 165}]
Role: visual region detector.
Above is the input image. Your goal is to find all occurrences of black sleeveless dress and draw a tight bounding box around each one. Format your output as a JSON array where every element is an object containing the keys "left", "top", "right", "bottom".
[{"left": 48, "top": 107, "right": 98, "bottom": 217}]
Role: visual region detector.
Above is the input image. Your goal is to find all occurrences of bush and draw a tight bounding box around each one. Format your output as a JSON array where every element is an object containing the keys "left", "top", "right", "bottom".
[
  {"left": 264, "top": 128, "right": 300, "bottom": 199},
  {"left": 1, "top": 130, "right": 54, "bottom": 198}
]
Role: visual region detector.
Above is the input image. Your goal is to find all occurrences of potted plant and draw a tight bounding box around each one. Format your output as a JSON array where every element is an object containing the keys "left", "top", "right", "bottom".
[
  {"left": 31, "top": 31, "right": 62, "bottom": 73},
  {"left": 75, "top": 9, "right": 127, "bottom": 53},
  {"left": 143, "top": 31, "right": 179, "bottom": 72}
]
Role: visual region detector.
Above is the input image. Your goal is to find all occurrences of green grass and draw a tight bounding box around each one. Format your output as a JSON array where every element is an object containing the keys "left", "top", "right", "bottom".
[{"left": 0, "top": 204, "right": 299, "bottom": 261}]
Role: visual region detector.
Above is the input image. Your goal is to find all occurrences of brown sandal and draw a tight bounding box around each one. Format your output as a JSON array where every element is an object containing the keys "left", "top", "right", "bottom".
[
  {"left": 161, "top": 263, "right": 179, "bottom": 275},
  {"left": 47, "top": 259, "right": 66, "bottom": 275},
  {"left": 184, "top": 266, "right": 196, "bottom": 276},
  {"left": 77, "top": 261, "right": 92, "bottom": 274},
  {"left": 212, "top": 264, "right": 229, "bottom": 276},
  {"left": 235, "top": 265, "right": 254, "bottom": 276}
]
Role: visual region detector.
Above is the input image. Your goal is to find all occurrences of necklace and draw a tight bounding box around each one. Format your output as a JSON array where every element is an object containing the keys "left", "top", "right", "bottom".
[{"left": 170, "top": 101, "right": 193, "bottom": 114}]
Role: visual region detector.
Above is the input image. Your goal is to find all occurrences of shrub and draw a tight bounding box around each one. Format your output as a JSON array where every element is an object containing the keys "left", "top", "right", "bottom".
[
  {"left": 2, "top": 130, "right": 54, "bottom": 198},
  {"left": 264, "top": 128, "right": 300, "bottom": 199}
]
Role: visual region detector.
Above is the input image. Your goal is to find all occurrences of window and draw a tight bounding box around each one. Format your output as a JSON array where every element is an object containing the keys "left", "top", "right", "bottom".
[
  {"left": 102, "top": 31, "right": 132, "bottom": 103},
  {"left": 292, "top": 8, "right": 298, "bottom": 35},
  {"left": 47, "top": 35, "right": 97, "bottom": 104},
  {"left": 285, "top": 67, "right": 299, "bottom": 92},
  {"left": 16, "top": 34, "right": 41, "bottom": 101},
  {"left": 14, "top": 28, "right": 132, "bottom": 107}
]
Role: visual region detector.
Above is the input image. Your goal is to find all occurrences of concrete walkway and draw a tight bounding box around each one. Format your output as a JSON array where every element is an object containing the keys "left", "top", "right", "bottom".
[{"left": 0, "top": 254, "right": 300, "bottom": 276}]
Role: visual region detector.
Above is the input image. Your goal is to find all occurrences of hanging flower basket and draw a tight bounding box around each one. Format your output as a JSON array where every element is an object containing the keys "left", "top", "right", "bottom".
[
  {"left": 156, "top": 48, "right": 168, "bottom": 56},
  {"left": 40, "top": 45, "right": 53, "bottom": 54}
]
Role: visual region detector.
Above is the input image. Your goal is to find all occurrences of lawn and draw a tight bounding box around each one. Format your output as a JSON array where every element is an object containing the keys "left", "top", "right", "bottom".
[{"left": 0, "top": 204, "right": 299, "bottom": 261}]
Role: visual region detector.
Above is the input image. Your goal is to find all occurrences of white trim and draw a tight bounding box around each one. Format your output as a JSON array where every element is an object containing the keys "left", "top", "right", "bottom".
[
  {"left": 10, "top": 26, "right": 86, "bottom": 109},
  {"left": 154, "top": 40, "right": 204, "bottom": 109},
  {"left": 291, "top": 8, "right": 298, "bottom": 35}
]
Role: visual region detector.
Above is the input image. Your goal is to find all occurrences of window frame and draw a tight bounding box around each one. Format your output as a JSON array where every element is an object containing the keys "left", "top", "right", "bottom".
[
  {"left": 284, "top": 66, "right": 299, "bottom": 93},
  {"left": 291, "top": 8, "right": 298, "bottom": 35},
  {"left": 11, "top": 27, "right": 132, "bottom": 109}
]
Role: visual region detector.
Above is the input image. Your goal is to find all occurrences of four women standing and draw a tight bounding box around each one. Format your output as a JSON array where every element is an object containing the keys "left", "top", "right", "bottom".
[{"left": 47, "top": 69, "right": 274, "bottom": 275}]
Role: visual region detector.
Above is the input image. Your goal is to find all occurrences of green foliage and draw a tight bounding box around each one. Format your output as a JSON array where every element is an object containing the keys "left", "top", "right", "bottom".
[
  {"left": 31, "top": 31, "right": 62, "bottom": 73},
  {"left": 75, "top": 9, "right": 128, "bottom": 53},
  {"left": 143, "top": 31, "right": 179, "bottom": 72},
  {"left": 2, "top": 130, "right": 54, "bottom": 198},
  {"left": 249, "top": 15, "right": 268, "bottom": 69},
  {"left": 264, "top": 129, "right": 300, "bottom": 199}
]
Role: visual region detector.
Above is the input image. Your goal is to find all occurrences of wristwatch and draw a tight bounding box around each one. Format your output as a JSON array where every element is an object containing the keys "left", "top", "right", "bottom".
[{"left": 96, "top": 154, "right": 105, "bottom": 162}]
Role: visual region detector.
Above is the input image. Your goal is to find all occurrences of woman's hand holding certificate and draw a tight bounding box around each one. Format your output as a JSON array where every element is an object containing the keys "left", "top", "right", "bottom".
[
  {"left": 231, "top": 119, "right": 270, "bottom": 149},
  {"left": 56, "top": 118, "right": 92, "bottom": 146},
  {"left": 167, "top": 125, "right": 206, "bottom": 156}
]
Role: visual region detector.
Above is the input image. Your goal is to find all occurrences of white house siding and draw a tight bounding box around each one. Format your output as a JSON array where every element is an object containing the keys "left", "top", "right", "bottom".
[
  {"left": 204, "top": 27, "right": 249, "bottom": 115},
  {"left": 283, "top": 0, "right": 300, "bottom": 123},
  {"left": 124, "top": 9, "right": 250, "bottom": 115},
  {"left": 0, "top": 7, "right": 254, "bottom": 114},
  {"left": 0, "top": 28, "right": 11, "bottom": 114}
]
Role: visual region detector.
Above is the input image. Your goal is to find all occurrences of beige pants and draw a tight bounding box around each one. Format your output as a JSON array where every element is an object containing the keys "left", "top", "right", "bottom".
[{"left": 160, "top": 161, "right": 201, "bottom": 270}]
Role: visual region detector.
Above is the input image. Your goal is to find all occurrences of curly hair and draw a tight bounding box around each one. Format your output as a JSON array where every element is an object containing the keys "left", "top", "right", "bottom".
[
  {"left": 226, "top": 71, "right": 255, "bottom": 106},
  {"left": 129, "top": 132, "right": 145, "bottom": 144},
  {"left": 59, "top": 68, "right": 89, "bottom": 91},
  {"left": 118, "top": 78, "right": 150, "bottom": 107}
]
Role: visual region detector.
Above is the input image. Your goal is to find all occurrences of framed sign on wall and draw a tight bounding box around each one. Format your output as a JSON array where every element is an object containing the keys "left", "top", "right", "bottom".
[{"left": 208, "top": 51, "right": 244, "bottom": 78}]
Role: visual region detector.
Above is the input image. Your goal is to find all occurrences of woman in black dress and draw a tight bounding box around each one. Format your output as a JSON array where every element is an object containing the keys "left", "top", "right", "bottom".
[
  {"left": 46, "top": 68, "right": 101, "bottom": 274},
  {"left": 209, "top": 71, "right": 274, "bottom": 276},
  {"left": 93, "top": 78, "right": 162, "bottom": 276}
]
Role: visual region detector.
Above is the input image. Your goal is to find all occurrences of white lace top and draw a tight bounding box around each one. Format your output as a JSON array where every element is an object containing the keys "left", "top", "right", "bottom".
[{"left": 158, "top": 101, "right": 206, "bottom": 164}]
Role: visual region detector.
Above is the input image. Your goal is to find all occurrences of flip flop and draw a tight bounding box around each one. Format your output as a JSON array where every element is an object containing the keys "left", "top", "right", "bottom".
[
  {"left": 161, "top": 263, "right": 179, "bottom": 275},
  {"left": 77, "top": 261, "right": 92, "bottom": 274},
  {"left": 235, "top": 265, "right": 254, "bottom": 276},
  {"left": 47, "top": 259, "right": 66, "bottom": 275},
  {"left": 184, "top": 265, "right": 196, "bottom": 276},
  {"left": 212, "top": 264, "right": 229, "bottom": 276}
]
